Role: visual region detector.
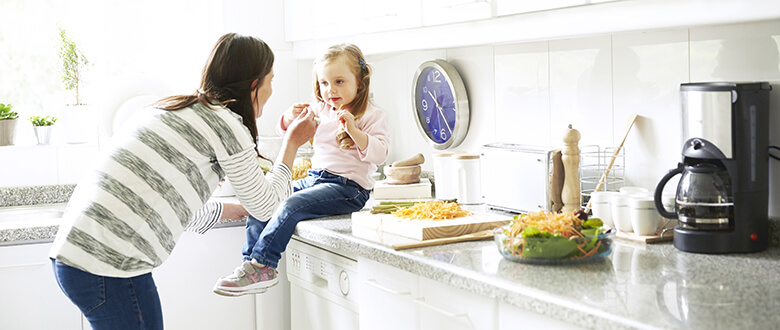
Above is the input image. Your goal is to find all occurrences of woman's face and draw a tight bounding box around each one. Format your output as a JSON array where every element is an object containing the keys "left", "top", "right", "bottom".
[
  {"left": 316, "top": 57, "right": 358, "bottom": 110},
  {"left": 252, "top": 68, "right": 274, "bottom": 118}
]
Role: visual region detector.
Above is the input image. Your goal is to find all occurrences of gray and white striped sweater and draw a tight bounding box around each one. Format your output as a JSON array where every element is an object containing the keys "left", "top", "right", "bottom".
[{"left": 50, "top": 103, "right": 292, "bottom": 277}]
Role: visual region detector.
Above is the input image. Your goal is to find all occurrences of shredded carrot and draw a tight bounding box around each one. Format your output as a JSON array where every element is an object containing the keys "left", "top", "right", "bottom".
[
  {"left": 391, "top": 201, "right": 472, "bottom": 221},
  {"left": 507, "top": 210, "right": 582, "bottom": 238}
]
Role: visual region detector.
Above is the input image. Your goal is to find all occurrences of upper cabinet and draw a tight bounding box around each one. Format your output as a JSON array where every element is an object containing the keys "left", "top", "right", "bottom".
[
  {"left": 422, "top": 0, "right": 494, "bottom": 26},
  {"left": 285, "top": 0, "right": 780, "bottom": 58}
]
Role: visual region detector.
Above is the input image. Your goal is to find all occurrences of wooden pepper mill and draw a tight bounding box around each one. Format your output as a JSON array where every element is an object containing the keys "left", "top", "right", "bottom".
[{"left": 561, "top": 124, "right": 581, "bottom": 213}]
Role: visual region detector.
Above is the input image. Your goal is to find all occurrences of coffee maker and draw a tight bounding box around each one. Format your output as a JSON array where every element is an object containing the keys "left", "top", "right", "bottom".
[{"left": 654, "top": 82, "right": 772, "bottom": 254}]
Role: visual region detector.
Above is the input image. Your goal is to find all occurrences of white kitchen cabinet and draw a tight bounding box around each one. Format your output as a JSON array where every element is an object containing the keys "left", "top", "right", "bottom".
[
  {"left": 422, "top": 0, "right": 495, "bottom": 27},
  {"left": 153, "top": 226, "right": 259, "bottom": 330},
  {"left": 0, "top": 242, "right": 83, "bottom": 330},
  {"left": 284, "top": 0, "right": 363, "bottom": 42},
  {"left": 418, "top": 276, "right": 498, "bottom": 330},
  {"left": 358, "top": 257, "right": 420, "bottom": 330},
  {"left": 495, "top": 0, "right": 587, "bottom": 16},
  {"left": 498, "top": 301, "right": 584, "bottom": 330},
  {"left": 358, "top": 257, "right": 498, "bottom": 330},
  {"left": 361, "top": 0, "right": 422, "bottom": 33}
]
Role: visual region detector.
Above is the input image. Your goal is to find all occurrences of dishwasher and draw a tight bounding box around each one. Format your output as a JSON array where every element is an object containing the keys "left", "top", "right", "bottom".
[{"left": 286, "top": 238, "right": 359, "bottom": 330}]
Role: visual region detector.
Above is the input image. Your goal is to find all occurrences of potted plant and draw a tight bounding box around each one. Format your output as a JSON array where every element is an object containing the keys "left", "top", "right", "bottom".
[
  {"left": 58, "top": 26, "right": 91, "bottom": 144},
  {"left": 29, "top": 115, "right": 58, "bottom": 145},
  {"left": 0, "top": 103, "right": 19, "bottom": 146}
]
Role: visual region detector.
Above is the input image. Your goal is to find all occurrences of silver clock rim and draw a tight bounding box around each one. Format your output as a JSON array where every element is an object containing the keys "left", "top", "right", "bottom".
[{"left": 411, "top": 59, "right": 470, "bottom": 150}]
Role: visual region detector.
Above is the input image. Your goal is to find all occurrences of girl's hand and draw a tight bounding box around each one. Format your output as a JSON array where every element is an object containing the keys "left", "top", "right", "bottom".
[{"left": 336, "top": 109, "right": 356, "bottom": 132}]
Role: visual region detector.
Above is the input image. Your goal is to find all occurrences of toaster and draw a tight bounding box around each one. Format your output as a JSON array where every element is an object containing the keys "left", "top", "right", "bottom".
[{"left": 480, "top": 143, "right": 558, "bottom": 213}]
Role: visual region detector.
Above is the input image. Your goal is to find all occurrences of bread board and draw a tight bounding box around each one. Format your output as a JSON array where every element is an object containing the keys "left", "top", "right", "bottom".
[
  {"left": 352, "top": 210, "right": 511, "bottom": 241},
  {"left": 372, "top": 179, "right": 432, "bottom": 200}
]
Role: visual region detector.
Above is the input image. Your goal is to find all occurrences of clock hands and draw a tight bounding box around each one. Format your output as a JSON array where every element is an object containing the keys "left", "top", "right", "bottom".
[{"left": 427, "top": 90, "right": 452, "bottom": 134}]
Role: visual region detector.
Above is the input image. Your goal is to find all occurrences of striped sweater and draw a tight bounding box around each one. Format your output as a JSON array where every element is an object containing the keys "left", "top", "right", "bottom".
[{"left": 50, "top": 103, "right": 292, "bottom": 277}]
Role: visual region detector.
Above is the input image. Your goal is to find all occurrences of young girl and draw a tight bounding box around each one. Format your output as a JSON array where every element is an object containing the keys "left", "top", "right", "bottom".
[{"left": 214, "top": 43, "right": 389, "bottom": 296}]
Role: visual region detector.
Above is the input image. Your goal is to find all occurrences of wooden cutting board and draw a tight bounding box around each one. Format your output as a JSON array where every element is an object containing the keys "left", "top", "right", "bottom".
[{"left": 351, "top": 210, "right": 512, "bottom": 241}]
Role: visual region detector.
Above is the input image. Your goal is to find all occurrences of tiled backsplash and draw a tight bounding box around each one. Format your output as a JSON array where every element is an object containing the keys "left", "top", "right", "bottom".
[{"left": 355, "top": 19, "right": 780, "bottom": 217}]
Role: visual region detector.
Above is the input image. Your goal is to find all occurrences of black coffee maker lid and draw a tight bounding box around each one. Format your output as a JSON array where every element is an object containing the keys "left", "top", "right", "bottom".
[{"left": 681, "top": 82, "right": 772, "bottom": 92}]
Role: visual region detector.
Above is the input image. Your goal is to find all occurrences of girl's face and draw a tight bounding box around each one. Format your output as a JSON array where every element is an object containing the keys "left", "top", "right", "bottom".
[
  {"left": 316, "top": 57, "right": 358, "bottom": 110},
  {"left": 252, "top": 68, "right": 274, "bottom": 118}
]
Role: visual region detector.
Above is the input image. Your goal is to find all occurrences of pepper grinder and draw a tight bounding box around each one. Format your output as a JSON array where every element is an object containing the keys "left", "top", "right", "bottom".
[{"left": 561, "top": 124, "right": 581, "bottom": 213}]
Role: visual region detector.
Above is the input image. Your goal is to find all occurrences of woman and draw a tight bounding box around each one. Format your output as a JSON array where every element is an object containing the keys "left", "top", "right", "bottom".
[{"left": 49, "top": 33, "right": 317, "bottom": 330}]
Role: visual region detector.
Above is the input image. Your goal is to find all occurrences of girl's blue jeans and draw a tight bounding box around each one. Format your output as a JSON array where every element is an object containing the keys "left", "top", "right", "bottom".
[
  {"left": 243, "top": 169, "right": 370, "bottom": 268},
  {"left": 52, "top": 259, "right": 163, "bottom": 330}
]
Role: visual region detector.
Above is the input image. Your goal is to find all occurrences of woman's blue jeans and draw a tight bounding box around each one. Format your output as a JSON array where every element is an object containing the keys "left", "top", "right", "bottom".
[
  {"left": 243, "top": 170, "right": 370, "bottom": 268},
  {"left": 52, "top": 259, "right": 163, "bottom": 330}
]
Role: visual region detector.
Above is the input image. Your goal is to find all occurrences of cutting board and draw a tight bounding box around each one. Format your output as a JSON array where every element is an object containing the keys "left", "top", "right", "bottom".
[
  {"left": 616, "top": 229, "right": 674, "bottom": 243},
  {"left": 352, "top": 210, "right": 511, "bottom": 241}
]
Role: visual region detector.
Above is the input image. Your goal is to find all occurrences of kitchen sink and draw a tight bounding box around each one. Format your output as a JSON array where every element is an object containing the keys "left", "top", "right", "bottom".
[{"left": 0, "top": 203, "right": 67, "bottom": 224}]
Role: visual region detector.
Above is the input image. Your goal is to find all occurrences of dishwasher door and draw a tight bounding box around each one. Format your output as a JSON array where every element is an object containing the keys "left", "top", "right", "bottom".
[{"left": 286, "top": 238, "right": 359, "bottom": 330}]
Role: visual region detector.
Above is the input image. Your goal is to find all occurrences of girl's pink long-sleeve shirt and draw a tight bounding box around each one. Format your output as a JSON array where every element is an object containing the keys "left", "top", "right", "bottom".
[{"left": 277, "top": 101, "right": 390, "bottom": 189}]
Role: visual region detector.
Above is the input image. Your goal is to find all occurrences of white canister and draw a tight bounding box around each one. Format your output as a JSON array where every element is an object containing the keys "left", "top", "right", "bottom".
[
  {"left": 590, "top": 191, "right": 619, "bottom": 227},
  {"left": 629, "top": 196, "right": 659, "bottom": 236},
  {"left": 432, "top": 151, "right": 464, "bottom": 200},
  {"left": 620, "top": 186, "right": 650, "bottom": 195},
  {"left": 611, "top": 194, "right": 632, "bottom": 233},
  {"left": 452, "top": 153, "right": 481, "bottom": 204}
]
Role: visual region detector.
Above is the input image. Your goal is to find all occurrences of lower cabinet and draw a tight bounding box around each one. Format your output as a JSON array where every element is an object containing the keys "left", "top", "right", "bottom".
[
  {"left": 359, "top": 257, "right": 586, "bottom": 330},
  {"left": 0, "top": 242, "right": 83, "bottom": 330},
  {"left": 153, "top": 226, "right": 260, "bottom": 330},
  {"left": 358, "top": 257, "right": 498, "bottom": 330}
]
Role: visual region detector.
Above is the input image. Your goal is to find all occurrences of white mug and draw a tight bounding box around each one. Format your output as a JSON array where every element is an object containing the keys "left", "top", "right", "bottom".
[
  {"left": 590, "top": 191, "right": 619, "bottom": 227},
  {"left": 611, "top": 194, "right": 633, "bottom": 232},
  {"left": 629, "top": 196, "right": 659, "bottom": 236}
]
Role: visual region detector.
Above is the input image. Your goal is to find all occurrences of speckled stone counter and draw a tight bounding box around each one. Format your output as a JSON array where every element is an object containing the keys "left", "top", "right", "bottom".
[{"left": 3, "top": 185, "right": 780, "bottom": 329}]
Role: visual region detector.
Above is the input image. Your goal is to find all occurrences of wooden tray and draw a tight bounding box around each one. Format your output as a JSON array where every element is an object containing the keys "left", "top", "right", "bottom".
[
  {"left": 351, "top": 210, "right": 511, "bottom": 241},
  {"left": 615, "top": 228, "right": 674, "bottom": 243}
]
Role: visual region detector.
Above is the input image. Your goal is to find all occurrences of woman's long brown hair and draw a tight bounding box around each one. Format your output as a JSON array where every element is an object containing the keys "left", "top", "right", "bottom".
[{"left": 153, "top": 33, "right": 274, "bottom": 158}]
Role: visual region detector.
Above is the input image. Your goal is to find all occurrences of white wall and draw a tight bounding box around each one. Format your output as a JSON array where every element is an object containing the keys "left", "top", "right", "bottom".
[{"left": 295, "top": 19, "right": 780, "bottom": 216}]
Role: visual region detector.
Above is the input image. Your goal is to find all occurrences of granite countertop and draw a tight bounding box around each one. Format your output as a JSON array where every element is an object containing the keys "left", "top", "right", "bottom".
[{"left": 3, "top": 185, "right": 780, "bottom": 329}]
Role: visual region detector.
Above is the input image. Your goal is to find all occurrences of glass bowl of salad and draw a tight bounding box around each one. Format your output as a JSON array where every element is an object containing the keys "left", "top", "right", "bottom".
[{"left": 493, "top": 210, "right": 615, "bottom": 264}]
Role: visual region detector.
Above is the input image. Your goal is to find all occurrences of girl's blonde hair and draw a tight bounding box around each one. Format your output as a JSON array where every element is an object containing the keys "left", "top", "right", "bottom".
[{"left": 312, "top": 43, "right": 372, "bottom": 119}]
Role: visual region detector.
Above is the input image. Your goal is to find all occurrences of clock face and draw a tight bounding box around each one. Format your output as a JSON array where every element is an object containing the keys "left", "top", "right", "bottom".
[
  {"left": 412, "top": 60, "right": 469, "bottom": 150},
  {"left": 417, "top": 67, "right": 456, "bottom": 144}
]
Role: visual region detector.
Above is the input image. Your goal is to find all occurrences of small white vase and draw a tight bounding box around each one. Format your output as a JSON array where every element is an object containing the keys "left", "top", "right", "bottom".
[
  {"left": 34, "top": 126, "right": 53, "bottom": 145},
  {"left": 63, "top": 104, "right": 95, "bottom": 144}
]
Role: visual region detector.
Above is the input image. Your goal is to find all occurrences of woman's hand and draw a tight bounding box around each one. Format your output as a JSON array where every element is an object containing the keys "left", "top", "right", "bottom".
[
  {"left": 220, "top": 203, "right": 249, "bottom": 220},
  {"left": 282, "top": 102, "right": 309, "bottom": 129},
  {"left": 277, "top": 107, "right": 318, "bottom": 170}
]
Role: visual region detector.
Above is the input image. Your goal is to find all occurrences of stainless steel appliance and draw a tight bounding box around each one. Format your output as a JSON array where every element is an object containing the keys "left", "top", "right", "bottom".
[
  {"left": 654, "top": 82, "right": 772, "bottom": 253},
  {"left": 481, "top": 143, "right": 556, "bottom": 213}
]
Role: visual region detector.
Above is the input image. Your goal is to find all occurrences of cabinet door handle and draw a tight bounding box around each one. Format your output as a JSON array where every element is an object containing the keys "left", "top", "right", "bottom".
[
  {"left": 364, "top": 278, "right": 411, "bottom": 296},
  {"left": 414, "top": 297, "right": 471, "bottom": 320}
]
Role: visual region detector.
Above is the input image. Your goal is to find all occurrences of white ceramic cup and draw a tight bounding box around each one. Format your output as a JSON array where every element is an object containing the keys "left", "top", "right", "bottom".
[
  {"left": 629, "top": 196, "right": 659, "bottom": 236},
  {"left": 611, "top": 194, "right": 633, "bottom": 232},
  {"left": 590, "top": 191, "right": 619, "bottom": 227}
]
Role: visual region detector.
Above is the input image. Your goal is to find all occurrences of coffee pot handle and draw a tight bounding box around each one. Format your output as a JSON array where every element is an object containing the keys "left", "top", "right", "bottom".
[{"left": 654, "top": 165, "right": 683, "bottom": 219}]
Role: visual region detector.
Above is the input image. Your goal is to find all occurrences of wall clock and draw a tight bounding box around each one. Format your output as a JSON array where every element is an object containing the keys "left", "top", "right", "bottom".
[{"left": 411, "top": 59, "right": 470, "bottom": 150}]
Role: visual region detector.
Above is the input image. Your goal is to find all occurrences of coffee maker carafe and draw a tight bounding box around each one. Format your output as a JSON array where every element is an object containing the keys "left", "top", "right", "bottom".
[{"left": 654, "top": 82, "right": 771, "bottom": 254}]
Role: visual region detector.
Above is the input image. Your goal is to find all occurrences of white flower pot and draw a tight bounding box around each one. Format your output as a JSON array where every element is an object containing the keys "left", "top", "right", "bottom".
[{"left": 34, "top": 126, "right": 53, "bottom": 145}]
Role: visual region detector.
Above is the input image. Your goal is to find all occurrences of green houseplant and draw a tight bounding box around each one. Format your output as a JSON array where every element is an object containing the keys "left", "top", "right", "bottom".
[
  {"left": 58, "top": 27, "right": 92, "bottom": 143},
  {"left": 0, "top": 103, "right": 19, "bottom": 146},
  {"left": 29, "top": 115, "right": 58, "bottom": 145}
]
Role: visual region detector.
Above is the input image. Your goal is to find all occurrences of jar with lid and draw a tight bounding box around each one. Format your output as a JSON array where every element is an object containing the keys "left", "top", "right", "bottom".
[
  {"left": 452, "top": 153, "right": 481, "bottom": 204},
  {"left": 629, "top": 196, "right": 659, "bottom": 236},
  {"left": 432, "top": 151, "right": 464, "bottom": 200},
  {"left": 292, "top": 142, "right": 314, "bottom": 180}
]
